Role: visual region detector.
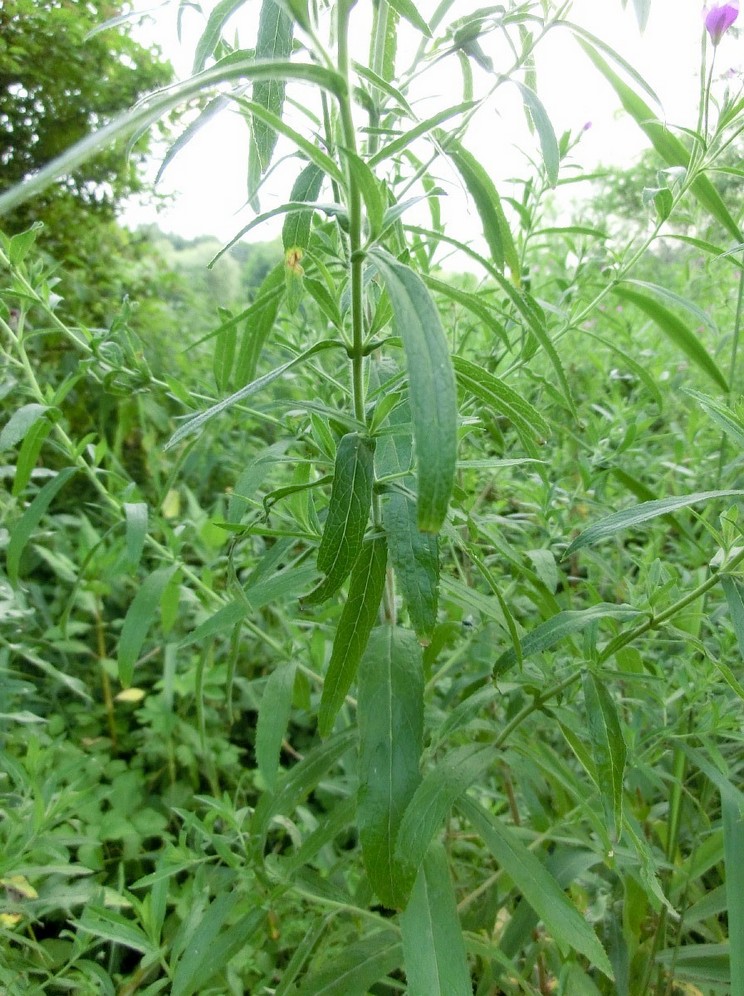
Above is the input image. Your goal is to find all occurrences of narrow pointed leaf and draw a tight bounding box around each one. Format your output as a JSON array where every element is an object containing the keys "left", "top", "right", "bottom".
[
  {"left": 577, "top": 38, "right": 742, "bottom": 241},
  {"left": 249, "top": 0, "right": 295, "bottom": 190},
  {"left": 454, "top": 355, "right": 550, "bottom": 447},
  {"left": 165, "top": 340, "right": 340, "bottom": 450},
  {"left": 358, "top": 626, "right": 424, "bottom": 909},
  {"left": 439, "top": 134, "right": 520, "bottom": 278},
  {"left": 385, "top": 0, "right": 431, "bottom": 37},
  {"left": 686, "top": 389, "right": 744, "bottom": 449},
  {"left": 457, "top": 796, "right": 614, "bottom": 979},
  {"left": 565, "top": 491, "right": 744, "bottom": 556},
  {"left": 179, "top": 600, "right": 247, "bottom": 649},
  {"left": 583, "top": 672, "right": 626, "bottom": 837},
  {"left": 318, "top": 537, "right": 388, "bottom": 735},
  {"left": 513, "top": 82, "right": 559, "bottom": 186},
  {"left": 0, "top": 404, "right": 49, "bottom": 450},
  {"left": 371, "top": 250, "right": 457, "bottom": 532},
  {"left": 193, "top": 0, "right": 249, "bottom": 72},
  {"left": 614, "top": 287, "right": 728, "bottom": 392},
  {"left": 400, "top": 843, "right": 471, "bottom": 996},
  {"left": 394, "top": 744, "right": 493, "bottom": 886},
  {"left": 304, "top": 433, "right": 375, "bottom": 605},
  {"left": 721, "top": 576, "right": 744, "bottom": 659},
  {"left": 296, "top": 930, "right": 402, "bottom": 995},
  {"left": 368, "top": 101, "right": 474, "bottom": 167},
  {"left": 383, "top": 495, "right": 438, "bottom": 642},
  {"left": 234, "top": 264, "right": 285, "bottom": 386},
  {"left": 123, "top": 502, "right": 148, "bottom": 572},
  {"left": 7, "top": 467, "right": 77, "bottom": 586},
  {"left": 493, "top": 604, "right": 642, "bottom": 676},
  {"left": 283, "top": 163, "right": 325, "bottom": 251},
  {"left": 724, "top": 796, "right": 744, "bottom": 996},
  {"left": 256, "top": 662, "right": 297, "bottom": 789},
  {"left": 118, "top": 565, "right": 179, "bottom": 686}
]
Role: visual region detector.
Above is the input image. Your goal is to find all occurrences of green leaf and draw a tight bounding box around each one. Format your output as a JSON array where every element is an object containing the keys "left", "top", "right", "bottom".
[
  {"left": 118, "top": 565, "right": 179, "bottom": 686},
  {"left": 394, "top": 744, "right": 493, "bottom": 886},
  {"left": 213, "top": 312, "right": 237, "bottom": 392},
  {"left": 400, "top": 843, "right": 471, "bottom": 996},
  {"left": 342, "top": 150, "right": 385, "bottom": 238},
  {"left": 724, "top": 796, "right": 744, "bottom": 996},
  {"left": 283, "top": 163, "right": 325, "bottom": 251},
  {"left": 0, "top": 403, "right": 49, "bottom": 449},
  {"left": 318, "top": 536, "right": 388, "bottom": 735},
  {"left": 424, "top": 274, "right": 507, "bottom": 347},
  {"left": 565, "top": 491, "right": 744, "bottom": 556},
  {"left": 179, "top": 600, "right": 247, "bottom": 649},
  {"left": 248, "top": 0, "right": 295, "bottom": 198},
  {"left": 8, "top": 223, "right": 43, "bottom": 264},
  {"left": 77, "top": 905, "right": 158, "bottom": 958},
  {"left": 164, "top": 340, "right": 341, "bottom": 450},
  {"left": 12, "top": 417, "right": 54, "bottom": 496},
  {"left": 685, "top": 389, "right": 744, "bottom": 450},
  {"left": 192, "top": 0, "right": 249, "bottom": 72},
  {"left": 385, "top": 0, "right": 431, "bottom": 37},
  {"left": 172, "top": 893, "right": 265, "bottom": 996},
  {"left": 454, "top": 355, "right": 550, "bottom": 449},
  {"left": 7, "top": 467, "right": 77, "bottom": 586},
  {"left": 457, "top": 796, "right": 614, "bottom": 979},
  {"left": 371, "top": 251, "right": 457, "bottom": 532},
  {"left": 368, "top": 102, "right": 474, "bottom": 168},
  {"left": 583, "top": 672, "right": 626, "bottom": 838},
  {"left": 613, "top": 287, "right": 728, "bottom": 392},
  {"left": 576, "top": 38, "right": 742, "bottom": 242},
  {"left": 721, "top": 576, "right": 744, "bottom": 660},
  {"left": 0, "top": 56, "right": 345, "bottom": 219},
  {"left": 234, "top": 264, "right": 285, "bottom": 386},
  {"left": 123, "top": 502, "right": 148, "bottom": 572},
  {"left": 383, "top": 494, "right": 438, "bottom": 643},
  {"left": 513, "top": 82, "right": 559, "bottom": 186},
  {"left": 304, "top": 433, "right": 375, "bottom": 605},
  {"left": 493, "top": 604, "right": 642, "bottom": 676},
  {"left": 252, "top": 729, "right": 356, "bottom": 849},
  {"left": 358, "top": 626, "right": 424, "bottom": 909},
  {"left": 296, "top": 930, "right": 402, "bottom": 995},
  {"left": 256, "top": 662, "right": 297, "bottom": 790},
  {"left": 438, "top": 134, "right": 520, "bottom": 278}
]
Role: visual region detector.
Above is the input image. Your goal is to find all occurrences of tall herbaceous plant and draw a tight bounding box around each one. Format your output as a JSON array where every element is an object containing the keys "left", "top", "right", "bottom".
[{"left": 1, "top": 0, "right": 744, "bottom": 991}]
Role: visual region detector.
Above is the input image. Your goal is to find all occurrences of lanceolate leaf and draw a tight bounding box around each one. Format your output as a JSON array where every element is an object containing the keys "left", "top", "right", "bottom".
[
  {"left": 249, "top": 0, "right": 295, "bottom": 196},
  {"left": 577, "top": 38, "right": 742, "bottom": 242},
  {"left": 454, "top": 355, "right": 550, "bottom": 451},
  {"left": 283, "top": 163, "right": 325, "bottom": 251},
  {"left": 118, "top": 565, "right": 179, "bottom": 686},
  {"left": 613, "top": 287, "right": 728, "bottom": 392},
  {"left": 192, "top": 0, "right": 249, "bottom": 73},
  {"left": 385, "top": 0, "right": 431, "bottom": 37},
  {"left": 565, "top": 491, "right": 744, "bottom": 556},
  {"left": 438, "top": 134, "right": 520, "bottom": 279},
  {"left": 371, "top": 250, "right": 457, "bottom": 532},
  {"left": 493, "top": 604, "right": 642, "bottom": 676},
  {"left": 234, "top": 264, "right": 285, "bottom": 386},
  {"left": 400, "top": 843, "right": 471, "bottom": 996},
  {"left": 318, "top": 537, "right": 388, "bottom": 735},
  {"left": 164, "top": 340, "right": 341, "bottom": 450},
  {"left": 513, "top": 81, "right": 559, "bottom": 186},
  {"left": 256, "top": 662, "right": 297, "bottom": 789},
  {"left": 304, "top": 433, "right": 375, "bottom": 605},
  {"left": 7, "top": 466, "right": 77, "bottom": 586},
  {"left": 457, "top": 796, "right": 614, "bottom": 979},
  {"left": 295, "top": 930, "right": 402, "bottom": 995},
  {"left": 394, "top": 744, "right": 493, "bottom": 886},
  {"left": 383, "top": 495, "right": 438, "bottom": 643},
  {"left": 583, "top": 672, "right": 627, "bottom": 838},
  {"left": 358, "top": 626, "right": 424, "bottom": 909}
]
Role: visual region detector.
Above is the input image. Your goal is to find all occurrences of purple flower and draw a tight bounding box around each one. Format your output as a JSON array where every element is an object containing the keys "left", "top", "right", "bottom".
[{"left": 704, "top": 1, "right": 739, "bottom": 45}]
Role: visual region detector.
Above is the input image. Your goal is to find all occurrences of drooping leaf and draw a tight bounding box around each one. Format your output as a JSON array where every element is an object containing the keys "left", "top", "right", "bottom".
[
  {"left": 457, "top": 796, "right": 614, "bottom": 979},
  {"left": 438, "top": 134, "right": 520, "bottom": 279},
  {"left": 400, "top": 843, "right": 471, "bottom": 996},
  {"left": 493, "top": 604, "right": 641, "bottom": 676},
  {"left": 282, "top": 163, "right": 325, "bottom": 251},
  {"left": 7, "top": 467, "right": 77, "bottom": 586},
  {"left": 303, "top": 433, "right": 375, "bottom": 605},
  {"left": 565, "top": 491, "right": 744, "bottom": 556},
  {"left": 256, "top": 662, "right": 297, "bottom": 789},
  {"left": 583, "top": 672, "right": 627, "bottom": 838},
  {"left": 371, "top": 250, "right": 457, "bottom": 532},
  {"left": 358, "top": 626, "right": 424, "bottom": 909},
  {"left": 318, "top": 536, "right": 388, "bottom": 735},
  {"left": 613, "top": 287, "right": 728, "bottom": 392},
  {"left": 248, "top": 0, "right": 295, "bottom": 200},
  {"left": 383, "top": 495, "right": 438, "bottom": 643},
  {"left": 296, "top": 930, "right": 402, "bottom": 995},
  {"left": 513, "top": 81, "right": 559, "bottom": 186},
  {"left": 118, "top": 565, "right": 179, "bottom": 686}
]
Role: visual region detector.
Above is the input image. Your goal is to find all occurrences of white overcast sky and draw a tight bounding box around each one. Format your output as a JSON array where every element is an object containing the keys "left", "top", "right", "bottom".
[{"left": 122, "top": 0, "right": 742, "bottom": 243}]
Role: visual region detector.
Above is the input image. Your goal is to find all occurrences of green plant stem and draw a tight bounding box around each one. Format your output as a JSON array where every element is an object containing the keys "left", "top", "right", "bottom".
[
  {"left": 336, "top": 0, "right": 366, "bottom": 426},
  {"left": 716, "top": 265, "right": 744, "bottom": 485}
]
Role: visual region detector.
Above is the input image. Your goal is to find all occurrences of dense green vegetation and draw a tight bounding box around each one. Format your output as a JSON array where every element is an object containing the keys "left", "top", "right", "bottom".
[{"left": 1, "top": 1, "right": 743, "bottom": 993}]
